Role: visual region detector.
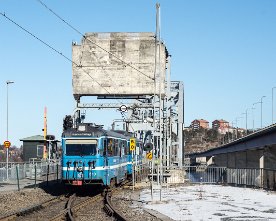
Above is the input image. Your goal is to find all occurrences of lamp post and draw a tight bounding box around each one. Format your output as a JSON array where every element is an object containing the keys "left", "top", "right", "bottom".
[
  {"left": 242, "top": 108, "right": 249, "bottom": 135},
  {"left": 235, "top": 117, "right": 243, "bottom": 139},
  {"left": 253, "top": 102, "right": 261, "bottom": 131},
  {"left": 6, "top": 80, "right": 14, "bottom": 180},
  {"left": 272, "top": 87, "right": 276, "bottom": 124},
  {"left": 252, "top": 107, "right": 256, "bottom": 132},
  {"left": 260, "top": 96, "right": 266, "bottom": 128},
  {"left": 231, "top": 121, "right": 236, "bottom": 141}
]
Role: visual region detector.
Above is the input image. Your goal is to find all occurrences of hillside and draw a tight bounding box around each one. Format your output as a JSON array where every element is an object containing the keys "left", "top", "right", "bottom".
[{"left": 184, "top": 128, "right": 245, "bottom": 154}]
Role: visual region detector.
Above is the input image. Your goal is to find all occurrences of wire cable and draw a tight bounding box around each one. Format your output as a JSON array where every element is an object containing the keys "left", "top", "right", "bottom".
[
  {"left": 0, "top": 12, "right": 118, "bottom": 97},
  {"left": 36, "top": 0, "right": 155, "bottom": 81},
  {"left": 0, "top": 11, "right": 149, "bottom": 131}
]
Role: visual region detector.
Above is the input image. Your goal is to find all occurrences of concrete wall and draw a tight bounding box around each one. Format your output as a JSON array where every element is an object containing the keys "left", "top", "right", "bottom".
[
  {"left": 235, "top": 151, "right": 247, "bottom": 168},
  {"left": 206, "top": 149, "right": 263, "bottom": 169},
  {"left": 72, "top": 32, "right": 167, "bottom": 99},
  {"left": 246, "top": 149, "right": 261, "bottom": 168},
  {"left": 227, "top": 152, "right": 236, "bottom": 168},
  {"left": 264, "top": 145, "right": 276, "bottom": 169},
  {"left": 214, "top": 153, "right": 227, "bottom": 167}
]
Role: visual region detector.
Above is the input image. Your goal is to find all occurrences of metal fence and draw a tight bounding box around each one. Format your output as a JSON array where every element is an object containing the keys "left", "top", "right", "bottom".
[
  {"left": 184, "top": 166, "right": 227, "bottom": 184},
  {"left": 139, "top": 165, "right": 227, "bottom": 184},
  {"left": 134, "top": 163, "right": 150, "bottom": 183},
  {"left": 2, "top": 161, "right": 275, "bottom": 192},
  {"left": 134, "top": 164, "right": 276, "bottom": 191},
  {"left": 227, "top": 168, "right": 261, "bottom": 187},
  {"left": 262, "top": 168, "right": 276, "bottom": 190},
  {"left": 0, "top": 161, "right": 60, "bottom": 183},
  {"left": 226, "top": 168, "right": 276, "bottom": 190}
]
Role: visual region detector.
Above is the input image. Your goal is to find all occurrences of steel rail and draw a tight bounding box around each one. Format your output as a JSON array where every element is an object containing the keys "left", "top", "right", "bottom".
[
  {"left": 104, "top": 190, "right": 127, "bottom": 221},
  {"left": 50, "top": 192, "right": 103, "bottom": 221}
]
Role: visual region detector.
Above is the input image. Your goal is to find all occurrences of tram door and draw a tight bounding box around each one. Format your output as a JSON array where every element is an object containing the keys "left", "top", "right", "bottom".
[
  {"left": 103, "top": 138, "right": 108, "bottom": 185},
  {"left": 118, "top": 140, "right": 123, "bottom": 182}
]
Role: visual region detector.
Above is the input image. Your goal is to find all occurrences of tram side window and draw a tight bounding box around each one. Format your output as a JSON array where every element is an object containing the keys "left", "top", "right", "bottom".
[
  {"left": 118, "top": 140, "right": 122, "bottom": 157},
  {"left": 119, "top": 140, "right": 127, "bottom": 157},
  {"left": 126, "top": 142, "right": 130, "bottom": 155},
  {"left": 114, "top": 139, "right": 119, "bottom": 156},
  {"left": 123, "top": 140, "right": 128, "bottom": 155},
  {"left": 103, "top": 139, "right": 107, "bottom": 156},
  {"left": 107, "top": 138, "right": 114, "bottom": 156}
]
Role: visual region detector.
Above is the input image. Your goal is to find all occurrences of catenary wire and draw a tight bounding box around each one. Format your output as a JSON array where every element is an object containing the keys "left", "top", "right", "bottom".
[
  {"left": 0, "top": 11, "right": 140, "bottom": 130},
  {"left": 35, "top": 0, "right": 156, "bottom": 129},
  {"left": 0, "top": 12, "right": 121, "bottom": 98},
  {"left": 35, "top": 0, "right": 155, "bottom": 81}
]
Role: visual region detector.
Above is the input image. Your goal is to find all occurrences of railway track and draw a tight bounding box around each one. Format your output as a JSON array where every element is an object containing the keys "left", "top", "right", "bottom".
[
  {"left": 103, "top": 190, "right": 127, "bottom": 221},
  {"left": 0, "top": 195, "right": 67, "bottom": 221},
  {"left": 0, "top": 181, "right": 131, "bottom": 221},
  {"left": 59, "top": 189, "right": 128, "bottom": 221},
  {"left": 51, "top": 183, "right": 130, "bottom": 221},
  {"left": 50, "top": 192, "right": 103, "bottom": 221}
]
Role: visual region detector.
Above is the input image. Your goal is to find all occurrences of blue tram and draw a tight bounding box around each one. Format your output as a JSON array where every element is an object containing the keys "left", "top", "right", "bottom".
[{"left": 61, "top": 123, "right": 142, "bottom": 186}]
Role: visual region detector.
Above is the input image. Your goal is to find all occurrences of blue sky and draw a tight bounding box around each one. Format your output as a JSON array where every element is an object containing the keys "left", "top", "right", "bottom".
[{"left": 1, "top": 0, "right": 276, "bottom": 147}]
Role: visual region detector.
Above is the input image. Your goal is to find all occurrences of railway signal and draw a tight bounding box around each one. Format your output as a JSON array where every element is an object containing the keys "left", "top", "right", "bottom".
[
  {"left": 146, "top": 151, "right": 152, "bottom": 160},
  {"left": 143, "top": 143, "right": 153, "bottom": 151},
  {"left": 130, "top": 138, "right": 136, "bottom": 151},
  {"left": 4, "top": 140, "right": 11, "bottom": 148}
]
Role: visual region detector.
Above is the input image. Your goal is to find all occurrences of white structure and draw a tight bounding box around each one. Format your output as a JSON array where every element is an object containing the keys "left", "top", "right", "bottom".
[{"left": 72, "top": 32, "right": 167, "bottom": 100}]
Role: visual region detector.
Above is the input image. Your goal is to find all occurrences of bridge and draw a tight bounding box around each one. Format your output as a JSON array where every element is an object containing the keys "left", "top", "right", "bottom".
[{"left": 189, "top": 124, "right": 276, "bottom": 169}]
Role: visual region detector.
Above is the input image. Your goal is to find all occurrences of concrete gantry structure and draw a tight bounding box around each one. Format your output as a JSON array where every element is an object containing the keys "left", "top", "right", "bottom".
[
  {"left": 190, "top": 124, "right": 276, "bottom": 170},
  {"left": 72, "top": 32, "right": 167, "bottom": 101},
  {"left": 70, "top": 32, "right": 184, "bottom": 167}
]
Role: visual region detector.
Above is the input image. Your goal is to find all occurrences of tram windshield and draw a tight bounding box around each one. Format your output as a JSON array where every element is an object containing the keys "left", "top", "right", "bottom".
[{"left": 65, "top": 139, "right": 97, "bottom": 156}]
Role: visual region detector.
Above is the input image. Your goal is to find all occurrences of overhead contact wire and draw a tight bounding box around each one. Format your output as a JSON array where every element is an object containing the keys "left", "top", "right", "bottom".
[
  {"left": 0, "top": 12, "right": 114, "bottom": 97},
  {"left": 36, "top": 0, "right": 155, "bottom": 81}
]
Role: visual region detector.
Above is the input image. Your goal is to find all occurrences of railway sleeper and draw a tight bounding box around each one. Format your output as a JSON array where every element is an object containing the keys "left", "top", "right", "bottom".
[{"left": 103, "top": 204, "right": 114, "bottom": 216}]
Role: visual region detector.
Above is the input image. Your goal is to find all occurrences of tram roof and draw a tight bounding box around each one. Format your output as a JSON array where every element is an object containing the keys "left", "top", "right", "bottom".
[{"left": 63, "top": 124, "right": 129, "bottom": 139}]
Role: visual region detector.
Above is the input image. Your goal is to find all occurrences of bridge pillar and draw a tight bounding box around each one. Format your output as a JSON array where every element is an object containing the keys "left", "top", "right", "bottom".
[{"left": 261, "top": 145, "right": 276, "bottom": 189}]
